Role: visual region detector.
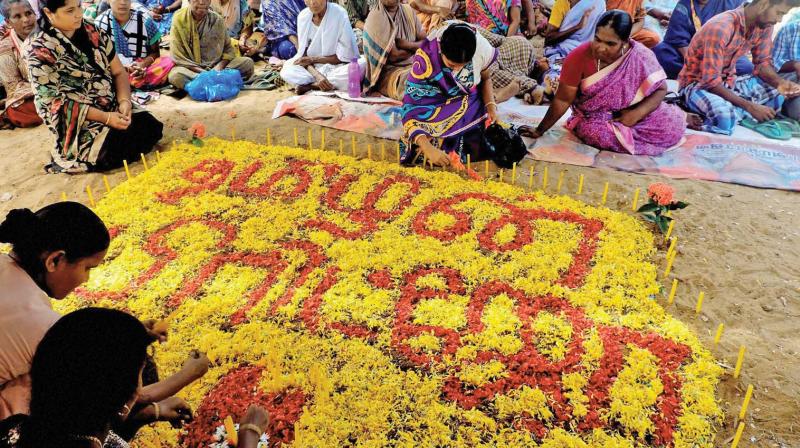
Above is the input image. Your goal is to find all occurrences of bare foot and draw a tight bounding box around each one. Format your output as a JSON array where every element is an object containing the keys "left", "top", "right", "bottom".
[
  {"left": 686, "top": 113, "right": 703, "bottom": 131},
  {"left": 495, "top": 79, "right": 520, "bottom": 103},
  {"left": 523, "top": 86, "right": 545, "bottom": 105},
  {"left": 295, "top": 84, "right": 315, "bottom": 95}
]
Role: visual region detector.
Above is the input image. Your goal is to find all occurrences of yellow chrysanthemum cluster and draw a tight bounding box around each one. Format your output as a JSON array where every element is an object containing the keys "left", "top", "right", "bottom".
[{"left": 51, "top": 139, "right": 722, "bottom": 447}]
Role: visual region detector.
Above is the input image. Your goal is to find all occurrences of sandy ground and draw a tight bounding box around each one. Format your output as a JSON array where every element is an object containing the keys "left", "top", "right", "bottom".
[{"left": 1, "top": 88, "right": 798, "bottom": 448}]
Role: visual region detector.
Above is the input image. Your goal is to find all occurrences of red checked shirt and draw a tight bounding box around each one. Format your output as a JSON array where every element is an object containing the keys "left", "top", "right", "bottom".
[{"left": 678, "top": 7, "right": 774, "bottom": 90}]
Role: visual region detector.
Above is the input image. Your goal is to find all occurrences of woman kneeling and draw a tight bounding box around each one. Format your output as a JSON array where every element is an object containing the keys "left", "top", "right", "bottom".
[
  {"left": 26, "top": 0, "right": 163, "bottom": 173},
  {"left": 522, "top": 10, "right": 685, "bottom": 156},
  {"left": 400, "top": 22, "right": 499, "bottom": 167}
]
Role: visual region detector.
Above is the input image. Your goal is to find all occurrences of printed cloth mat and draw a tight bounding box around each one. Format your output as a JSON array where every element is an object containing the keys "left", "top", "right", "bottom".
[{"left": 273, "top": 94, "right": 800, "bottom": 190}]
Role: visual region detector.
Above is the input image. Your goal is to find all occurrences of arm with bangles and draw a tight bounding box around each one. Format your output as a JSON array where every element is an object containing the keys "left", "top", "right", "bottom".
[{"left": 86, "top": 55, "right": 132, "bottom": 130}]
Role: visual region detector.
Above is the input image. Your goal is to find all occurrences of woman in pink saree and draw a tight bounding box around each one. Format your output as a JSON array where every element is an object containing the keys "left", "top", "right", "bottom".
[{"left": 522, "top": 10, "right": 686, "bottom": 155}]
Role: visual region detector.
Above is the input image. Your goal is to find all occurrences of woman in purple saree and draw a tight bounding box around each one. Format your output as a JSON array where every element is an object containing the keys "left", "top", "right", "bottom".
[
  {"left": 400, "top": 22, "right": 499, "bottom": 166},
  {"left": 522, "top": 10, "right": 686, "bottom": 155}
]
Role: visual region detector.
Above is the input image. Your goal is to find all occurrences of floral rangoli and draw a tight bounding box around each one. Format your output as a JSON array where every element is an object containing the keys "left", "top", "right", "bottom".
[{"left": 56, "top": 139, "right": 722, "bottom": 447}]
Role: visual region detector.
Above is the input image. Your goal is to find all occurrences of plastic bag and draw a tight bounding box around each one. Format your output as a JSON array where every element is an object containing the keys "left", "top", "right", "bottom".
[
  {"left": 485, "top": 123, "right": 528, "bottom": 168},
  {"left": 185, "top": 69, "right": 243, "bottom": 102}
]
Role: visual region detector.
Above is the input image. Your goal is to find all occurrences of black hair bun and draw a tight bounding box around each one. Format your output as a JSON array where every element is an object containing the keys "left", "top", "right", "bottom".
[{"left": 0, "top": 208, "right": 39, "bottom": 245}]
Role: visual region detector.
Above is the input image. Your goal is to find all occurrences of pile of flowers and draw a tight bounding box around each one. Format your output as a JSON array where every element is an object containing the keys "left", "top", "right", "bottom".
[{"left": 57, "top": 139, "right": 723, "bottom": 447}]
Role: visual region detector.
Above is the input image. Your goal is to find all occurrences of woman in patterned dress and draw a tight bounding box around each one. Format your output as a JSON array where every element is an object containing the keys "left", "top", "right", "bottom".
[{"left": 26, "top": 0, "right": 163, "bottom": 173}]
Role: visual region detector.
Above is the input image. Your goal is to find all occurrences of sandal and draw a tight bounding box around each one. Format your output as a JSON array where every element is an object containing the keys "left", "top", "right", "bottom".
[
  {"left": 774, "top": 114, "right": 800, "bottom": 138},
  {"left": 740, "top": 118, "right": 793, "bottom": 140}
]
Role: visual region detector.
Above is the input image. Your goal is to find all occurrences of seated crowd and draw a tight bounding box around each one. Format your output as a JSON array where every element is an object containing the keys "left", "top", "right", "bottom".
[{"left": 0, "top": 0, "right": 799, "bottom": 167}]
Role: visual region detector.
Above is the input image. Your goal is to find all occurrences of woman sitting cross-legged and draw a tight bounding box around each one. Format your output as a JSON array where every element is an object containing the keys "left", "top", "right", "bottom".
[
  {"left": 26, "top": 0, "right": 163, "bottom": 173},
  {"left": 520, "top": 10, "right": 687, "bottom": 156},
  {"left": 168, "top": 0, "right": 255, "bottom": 91},
  {"left": 400, "top": 21, "right": 499, "bottom": 167},
  {"left": 0, "top": 0, "right": 43, "bottom": 129},
  {"left": 0, "top": 308, "right": 272, "bottom": 448},
  {"left": 95, "top": 0, "right": 175, "bottom": 89}
]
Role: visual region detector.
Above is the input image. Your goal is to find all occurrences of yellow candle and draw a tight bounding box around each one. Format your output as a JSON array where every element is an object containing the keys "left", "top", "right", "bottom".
[
  {"left": 665, "top": 219, "right": 675, "bottom": 241},
  {"left": 663, "top": 250, "right": 676, "bottom": 278},
  {"left": 631, "top": 188, "right": 640, "bottom": 211},
  {"left": 467, "top": 154, "right": 471, "bottom": 171},
  {"left": 321, "top": 129, "right": 326, "bottom": 150},
  {"left": 293, "top": 128, "right": 299, "bottom": 146},
  {"left": 231, "top": 126, "right": 236, "bottom": 140},
  {"left": 731, "top": 422, "right": 745, "bottom": 448},
  {"left": 307, "top": 128, "right": 313, "bottom": 149},
  {"left": 542, "top": 166, "right": 549, "bottom": 190},
  {"left": 156, "top": 150, "right": 161, "bottom": 162},
  {"left": 556, "top": 170, "right": 565, "bottom": 193},
  {"left": 423, "top": 156, "right": 428, "bottom": 168},
  {"left": 511, "top": 163, "right": 517, "bottom": 183},
  {"left": 224, "top": 415, "right": 238, "bottom": 446},
  {"left": 738, "top": 384, "right": 754, "bottom": 420},
  {"left": 140, "top": 153, "right": 149, "bottom": 170},
  {"left": 734, "top": 345, "right": 746, "bottom": 378},
  {"left": 577, "top": 174, "right": 584, "bottom": 194},
  {"left": 267, "top": 128, "right": 272, "bottom": 146},
  {"left": 528, "top": 168, "right": 534, "bottom": 190},
  {"left": 485, "top": 160, "right": 489, "bottom": 178},
  {"left": 123, "top": 160, "right": 131, "bottom": 180},
  {"left": 352, "top": 135, "right": 357, "bottom": 156},
  {"left": 666, "top": 237, "right": 678, "bottom": 260},
  {"left": 714, "top": 323, "right": 724, "bottom": 346},
  {"left": 381, "top": 142, "right": 386, "bottom": 160},
  {"left": 499, "top": 169, "right": 504, "bottom": 183},
  {"left": 368, "top": 144, "right": 372, "bottom": 160},
  {"left": 86, "top": 186, "right": 96, "bottom": 207},
  {"left": 339, "top": 139, "right": 344, "bottom": 155},
  {"left": 695, "top": 291, "right": 705, "bottom": 314},
  {"left": 667, "top": 279, "right": 678, "bottom": 305},
  {"left": 102, "top": 175, "right": 111, "bottom": 194},
  {"left": 601, "top": 182, "right": 609, "bottom": 205},
  {"left": 60, "top": 192, "right": 67, "bottom": 201},
  {"left": 396, "top": 142, "right": 401, "bottom": 163}
]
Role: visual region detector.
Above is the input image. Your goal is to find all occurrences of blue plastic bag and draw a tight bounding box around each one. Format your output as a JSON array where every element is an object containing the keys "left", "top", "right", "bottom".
[{"left": 185, "top": 69, "right": 243, "bottom": 102}]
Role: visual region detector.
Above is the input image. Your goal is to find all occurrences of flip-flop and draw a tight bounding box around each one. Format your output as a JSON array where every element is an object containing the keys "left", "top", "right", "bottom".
[
  {"left": 740, "top": 118, "right": 792, "bottom": 141},
  {"left": 774, "top": 114, "right": 800, "bottom": 138}
]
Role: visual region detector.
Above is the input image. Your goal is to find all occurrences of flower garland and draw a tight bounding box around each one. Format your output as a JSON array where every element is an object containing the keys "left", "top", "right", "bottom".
[{"left": 55, "top": 139, "right": 723, "bottom": 447}]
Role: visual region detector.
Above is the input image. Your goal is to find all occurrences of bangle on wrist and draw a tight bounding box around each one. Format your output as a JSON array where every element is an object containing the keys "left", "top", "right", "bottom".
[
  {"left": 240, "top": 423, "right": 264, "bottom": 436},
  {"left": 104, "top": 112, "right": 111, "bottom": 125},
  {"left": 152, "top": 402, "right": 160, "bottom": 420},
  {"left": 485, "top": 101, "right": 497, "bottom": 109}
]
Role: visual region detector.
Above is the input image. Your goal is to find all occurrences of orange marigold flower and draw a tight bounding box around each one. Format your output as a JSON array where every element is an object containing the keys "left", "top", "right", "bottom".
[
  {"left": 647, "top": 183, "right": 674, "bottom": 206},
  {"left": 188, "top": 122, "right": 207, "bottom": 139}
]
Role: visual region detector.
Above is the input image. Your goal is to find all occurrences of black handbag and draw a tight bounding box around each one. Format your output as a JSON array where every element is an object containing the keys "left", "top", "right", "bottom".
[{"left": 485, "top": 123, "right": 528, "bottom": 169}]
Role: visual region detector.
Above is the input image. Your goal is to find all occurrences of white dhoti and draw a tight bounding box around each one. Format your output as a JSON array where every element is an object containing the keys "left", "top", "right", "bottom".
[
  {"left": 280, "top": 57, "right": 366, "bottom": 91},
  {"left": 280, "top": 2, "right": 361, "bottom": 91}
]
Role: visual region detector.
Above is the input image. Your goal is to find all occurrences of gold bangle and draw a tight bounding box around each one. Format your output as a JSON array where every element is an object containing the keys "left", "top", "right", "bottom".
[
  {"left": 105, "top": 113, "right": 111, "bottom": 125},
  {"left": 240, "top": 423, "right": 264, "bottom": 436},
  {"left": 152, "top": 402, "right": 160, "bottom": 420}
]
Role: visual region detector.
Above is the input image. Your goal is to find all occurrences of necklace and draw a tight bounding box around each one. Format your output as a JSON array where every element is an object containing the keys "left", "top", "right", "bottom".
[{"left": 69, "top": 434, "right": 103, "bottom": 448}]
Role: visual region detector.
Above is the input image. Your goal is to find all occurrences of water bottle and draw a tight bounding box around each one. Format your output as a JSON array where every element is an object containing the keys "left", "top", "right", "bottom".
[{"left": 348, "top": 58, "right": 361, "bottom": 98}]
